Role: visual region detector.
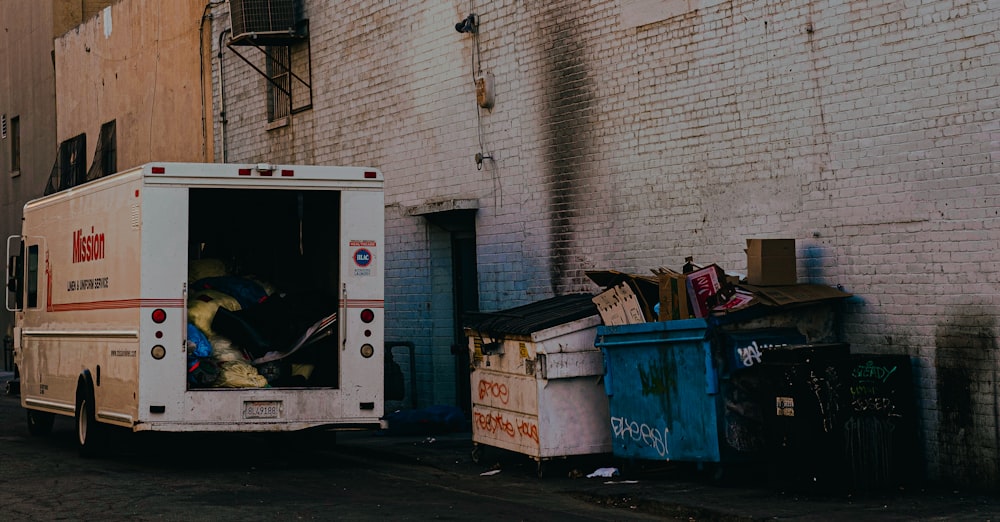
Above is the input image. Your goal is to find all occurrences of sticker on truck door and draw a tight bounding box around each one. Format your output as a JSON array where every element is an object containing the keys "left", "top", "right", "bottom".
[{"left": 349, "top": 240, "right": 376, "bottom": 276}]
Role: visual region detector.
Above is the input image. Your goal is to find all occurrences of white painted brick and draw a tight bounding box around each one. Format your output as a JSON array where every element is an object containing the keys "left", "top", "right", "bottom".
[{"left": 207, "top": 0, "right": 1000, "bottom": 485}]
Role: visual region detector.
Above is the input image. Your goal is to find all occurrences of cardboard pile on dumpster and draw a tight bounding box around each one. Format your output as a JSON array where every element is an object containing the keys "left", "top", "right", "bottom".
[{"left": 587, "top": 239, "right": 852, "bottom": 326}]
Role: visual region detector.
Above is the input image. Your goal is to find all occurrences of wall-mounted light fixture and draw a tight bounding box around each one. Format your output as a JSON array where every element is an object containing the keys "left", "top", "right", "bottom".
[
  {"left": 475, "top": 152, "right": 494, "bottom": 170},
  {"left": 455, "top": 14, "right": 478, "bottom": 34}
]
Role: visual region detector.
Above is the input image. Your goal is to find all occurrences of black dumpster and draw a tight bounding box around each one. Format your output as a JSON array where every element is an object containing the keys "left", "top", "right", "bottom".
[
  {"left": 759, "top": 343, "right": 852, "bottom": 490},
  {"left": 761, "top": 346, "right": 916, "bottom": 492},
  {"left": 840, "top": 354, "right": 916, "bottom": 490}
]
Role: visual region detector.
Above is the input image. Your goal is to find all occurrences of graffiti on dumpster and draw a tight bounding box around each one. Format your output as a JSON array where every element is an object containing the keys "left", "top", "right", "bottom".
[
  {"left": 851, "top": 396, "right": 898, "bottom": 415},
  {"left": 517, "top": 419, "right": 539, "bottom": 443},
  {"left": 734, "top": 340, "right": 794, "bottom": 368},
  {"left": 808, "top": 366, "right": 842, "bottom": 433},
  {"left": 611, "top": 416, "right": 668, "bottom": 457},
  {"left": 474, "top": 411, "right": 540, "bottom": 446},
  {"left": 723, "top": 371, "right": 765, "bottom": 452},
  {"left": 474, "top": 411, "right": 515, "bottom": 438},
  {"left": 477, "top": 379, "right": 510, "bottom": 405},
  {"left": 847, "top": 359, "right": 902, "bottom": 416},
  {"left": 843, "top": 357, "right": 911, "bottom": 487},
  {"left": 852, "top": 360, "right": 897, "bottom": 383},
  {"left": 638, "top": 359, "right": 674, "bottom": 396}
]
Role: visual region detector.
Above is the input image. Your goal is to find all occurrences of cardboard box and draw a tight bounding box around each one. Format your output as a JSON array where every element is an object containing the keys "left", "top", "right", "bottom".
[
  {"left": 652, "top": 267, "right": 689, "bottom": 321},
  {"left": 746, "top": 239, "right": 797, "bottom": 286},
  {"left": 592, "top": 282, "right": 645, "bottom": 325}
]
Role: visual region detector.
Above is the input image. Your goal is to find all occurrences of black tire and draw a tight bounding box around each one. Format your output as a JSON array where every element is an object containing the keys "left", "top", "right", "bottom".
[
  {"left": 75, "top": 386, "right": 104, "bottom": 458},
  {"left": 26, "top": 409, "right": 55, "bottom": 436}
]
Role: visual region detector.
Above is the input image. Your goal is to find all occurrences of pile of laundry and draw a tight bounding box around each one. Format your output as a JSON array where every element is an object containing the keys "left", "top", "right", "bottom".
[{"left": 185, "top": 258, "right": 337, "bottom": 389}]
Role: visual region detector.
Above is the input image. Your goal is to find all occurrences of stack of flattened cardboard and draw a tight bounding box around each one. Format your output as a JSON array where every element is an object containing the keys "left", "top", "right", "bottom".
[
  {"left": 585, "top": 270, "right": 659, "bottom": 326},
  {"left": 590, "top": 282, "right": 644, "bottom": 326}
]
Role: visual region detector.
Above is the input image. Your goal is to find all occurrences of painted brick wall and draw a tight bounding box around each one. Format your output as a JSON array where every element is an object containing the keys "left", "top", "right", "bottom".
[{"left": 210, "top": 0, "right": 1000, "bottom": 485}]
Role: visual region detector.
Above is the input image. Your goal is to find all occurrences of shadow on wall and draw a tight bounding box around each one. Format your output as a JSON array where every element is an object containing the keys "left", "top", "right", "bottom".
[
  {"left": 801, "top": 243, "right": 859, "bottom": 343},
  {"left": 934, "top": 307, "right": 999, "bottom": 488},
  {"left": 802, "top": 243, "right": 827, "bottom": 283}
]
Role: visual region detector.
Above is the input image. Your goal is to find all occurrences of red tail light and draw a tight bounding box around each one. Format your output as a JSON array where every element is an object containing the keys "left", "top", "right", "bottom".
[
  {"left": 360, "top": 309, "right": 375, "bottom": 323},
  {"left": 151, "top": 309, "right": 167, "bottom": 323}
]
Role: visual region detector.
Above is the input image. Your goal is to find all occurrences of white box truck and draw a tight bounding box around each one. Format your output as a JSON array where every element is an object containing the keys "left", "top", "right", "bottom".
[{"left": 5, "top": 162, "right": 385, "bottom": 456}]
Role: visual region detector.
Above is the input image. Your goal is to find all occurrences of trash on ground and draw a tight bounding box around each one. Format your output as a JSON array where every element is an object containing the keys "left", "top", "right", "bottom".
[{"left": 587, "top": 467, "right": 620, "bottom": 478}]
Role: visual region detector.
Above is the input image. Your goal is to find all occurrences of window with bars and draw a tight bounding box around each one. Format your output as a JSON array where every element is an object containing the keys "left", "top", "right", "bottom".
[
  {"left": 44, "top": 133, "right": 86, "bottom": 195},
  {"left": 88, "top": 120, "right": 117, "bottom": 180},
  {"left": 266, "top": 46, "right": 291, "bottom": 122}
]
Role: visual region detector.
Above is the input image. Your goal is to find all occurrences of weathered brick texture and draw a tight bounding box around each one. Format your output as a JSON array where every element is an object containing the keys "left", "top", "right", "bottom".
[{"left": 211, "top": 0, "right": 1000, "bottom": 485}]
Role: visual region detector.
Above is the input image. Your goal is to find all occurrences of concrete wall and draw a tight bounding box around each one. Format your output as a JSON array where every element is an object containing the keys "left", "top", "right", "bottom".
[
  {"left": 0, "top": 2, "right": 61, "bottom": 348},
  {"left": 55, "top": 0, "right": 211, "bottom": 167},
  {"left": 207, "top": 0, "right": 1000, "bottom": 485}
]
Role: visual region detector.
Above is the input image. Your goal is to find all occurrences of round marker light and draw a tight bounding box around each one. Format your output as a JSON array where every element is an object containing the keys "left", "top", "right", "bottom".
[
  {"left": 360, "top": 344, "right": 375, "bottom": 358},
  {"left": 151, "top": 308, "right": 167, "bottom": 324},
  {"left": 151, "top": 345, "right": 166, "bottom": 360},
  {"left": 360, "top": 309, "right": 375, "bottom": 323}
]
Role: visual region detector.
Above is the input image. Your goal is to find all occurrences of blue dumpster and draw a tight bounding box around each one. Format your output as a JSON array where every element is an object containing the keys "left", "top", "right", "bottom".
[
  {"left": 596, "top": 319, "right": 722, "bottom": 462},
  {"left": 596, "top": 319, "right": 809, "bottom": 464}
]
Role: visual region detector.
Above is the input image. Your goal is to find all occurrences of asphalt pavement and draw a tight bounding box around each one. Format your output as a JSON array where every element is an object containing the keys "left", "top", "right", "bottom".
[
  {"left": 335, "top": 426, "right": 1000, "bottom": 521},
  {"left": 3, "top": 367, "right": 998, "bottom": 521}
]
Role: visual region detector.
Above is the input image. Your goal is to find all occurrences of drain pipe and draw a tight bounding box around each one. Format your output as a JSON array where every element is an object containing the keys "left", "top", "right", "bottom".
[{"left": 217, "top": 28, "right": 231, "bottom": 163}]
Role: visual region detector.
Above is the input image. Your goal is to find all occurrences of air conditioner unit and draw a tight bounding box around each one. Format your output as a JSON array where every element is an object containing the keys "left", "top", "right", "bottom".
[{"left": 229, "top": 0, "right": 301, "bottom": 45}]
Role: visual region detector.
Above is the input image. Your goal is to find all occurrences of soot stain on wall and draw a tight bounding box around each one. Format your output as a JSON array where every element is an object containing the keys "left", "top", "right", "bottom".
[
  {"left": 934, "top": 308, "right": 999, "bottom": 487},
  {"left": 539, "top": 12, "right": 595, "bottom": 293}
]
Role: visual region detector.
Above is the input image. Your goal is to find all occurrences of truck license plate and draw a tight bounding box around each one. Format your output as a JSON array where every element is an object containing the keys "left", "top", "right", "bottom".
[{"left": 243, "top": 401, "right": 282, "bottom": 419}]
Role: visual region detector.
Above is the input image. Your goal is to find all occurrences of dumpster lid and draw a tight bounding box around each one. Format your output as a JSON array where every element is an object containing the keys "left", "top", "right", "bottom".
[{"left": 464, "top": 294, "right": 598, "bottom": 336}]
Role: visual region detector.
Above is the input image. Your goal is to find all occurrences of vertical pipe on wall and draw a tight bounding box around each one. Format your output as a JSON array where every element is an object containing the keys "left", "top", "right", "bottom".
[{"left": 217, "top": 28, "right": 231, "bottom": 163}]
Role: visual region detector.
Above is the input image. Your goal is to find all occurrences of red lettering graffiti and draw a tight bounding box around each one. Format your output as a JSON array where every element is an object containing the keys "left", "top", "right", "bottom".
[
  {"left": 477, "top": 379, "right": 510, "bottom": 404},
  {"left": 474, "top": 411, "right": 516, "bottom": 438},
  {"left": 516, "top": 419, "right": 539, "bottom": 444}
]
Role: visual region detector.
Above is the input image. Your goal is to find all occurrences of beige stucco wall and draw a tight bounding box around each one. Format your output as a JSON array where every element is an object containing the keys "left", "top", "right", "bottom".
[
  {"left": 54, "top": 0, "right": 118, "bottom": 38},
  {"left": 0, "top": 1, "right": 61, "bottom": 343},
  {"left": 55, "top": 0, "right": 212, "bottom": 170}
]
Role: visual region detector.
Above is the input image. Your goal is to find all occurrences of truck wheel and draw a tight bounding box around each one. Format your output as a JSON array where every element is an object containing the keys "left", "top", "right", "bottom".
[
  {"left": 26, "top": 409, "right": 55, "bottom": 436},
  {"left": 75, "top": 387, "right": 104, "bottom": 458}
]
